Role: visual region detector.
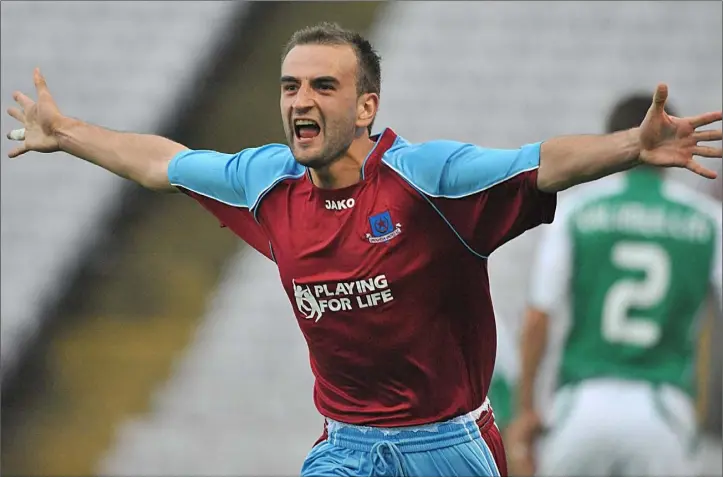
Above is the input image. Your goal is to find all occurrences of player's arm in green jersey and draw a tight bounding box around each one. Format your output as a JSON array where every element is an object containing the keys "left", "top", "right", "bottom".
[
  {"left": 488, "top": 317, "right": 520, "bottom": 432},
  {"left": 506, "top": 197, "right": 574, "bottom": 476},
  {"left": 710, "top": 219, "right": 722, "bottom": 313}
]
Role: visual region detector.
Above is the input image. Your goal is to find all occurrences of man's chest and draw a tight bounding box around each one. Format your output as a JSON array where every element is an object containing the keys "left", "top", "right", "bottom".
[
  {"left": 263, "top": 176, "right": 442, "bottom": 274},
  {"left": 255, "top": 174, "right": 454, "bottom": 325}
]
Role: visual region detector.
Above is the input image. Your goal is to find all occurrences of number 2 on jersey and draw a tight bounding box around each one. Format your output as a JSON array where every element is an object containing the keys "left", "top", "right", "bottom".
[{"left": 601, "top": 242, "right": 671, "bottom": 348}]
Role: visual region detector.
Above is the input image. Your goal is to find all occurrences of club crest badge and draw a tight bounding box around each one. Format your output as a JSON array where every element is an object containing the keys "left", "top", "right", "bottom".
[{"left": 366, "top": 210, "right": 402, "bottom": 244}]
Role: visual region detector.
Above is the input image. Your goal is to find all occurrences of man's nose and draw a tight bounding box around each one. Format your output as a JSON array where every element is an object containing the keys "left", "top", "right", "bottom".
[{"left": 293, "top": 84, "right": 315, "bottom": 111}]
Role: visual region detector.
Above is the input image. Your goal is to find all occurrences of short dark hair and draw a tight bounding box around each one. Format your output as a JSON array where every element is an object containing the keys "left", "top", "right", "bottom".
[
  {"left": 606, "top": 93, "right": 678, "bottom": 133},
  {"left": 282, "top": 22, "right": 382, "bottom": 134}
]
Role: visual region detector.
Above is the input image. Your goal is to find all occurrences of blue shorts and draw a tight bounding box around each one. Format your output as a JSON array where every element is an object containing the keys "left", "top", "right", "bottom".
[{"left": 301, "top": 403, "right": 500, "bottom": 477}]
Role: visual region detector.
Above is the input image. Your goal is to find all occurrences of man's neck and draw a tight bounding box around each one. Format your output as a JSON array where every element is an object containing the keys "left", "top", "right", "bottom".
[{"left": 310, "top": 135, "right": 376, "bottom": 189}]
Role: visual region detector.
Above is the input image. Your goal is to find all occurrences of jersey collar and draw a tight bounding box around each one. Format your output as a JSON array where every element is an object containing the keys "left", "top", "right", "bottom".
[
  {"left": 303, "top": 127, "right": 398, "bottom": 196},
  {"left": 361, "top": 127, "right": 398, "bottom": 180}
]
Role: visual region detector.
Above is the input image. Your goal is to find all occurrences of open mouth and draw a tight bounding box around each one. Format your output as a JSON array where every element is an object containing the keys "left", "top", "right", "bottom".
[{"left": 294, "top": 119, "right": 321, "bottom": 140}]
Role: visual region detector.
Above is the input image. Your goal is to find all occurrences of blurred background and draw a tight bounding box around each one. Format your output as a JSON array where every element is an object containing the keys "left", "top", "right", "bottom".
[{"left": 1, "top": 1, "right": 720, "bottom": 476}]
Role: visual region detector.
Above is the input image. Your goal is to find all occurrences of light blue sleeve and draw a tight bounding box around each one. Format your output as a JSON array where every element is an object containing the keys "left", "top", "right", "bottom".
[
  {"left": 383, "top": 140, "right": 543, "bottom": 197},
  {"left": 167, "top": 144, "right": 302, "bottom": 209}
]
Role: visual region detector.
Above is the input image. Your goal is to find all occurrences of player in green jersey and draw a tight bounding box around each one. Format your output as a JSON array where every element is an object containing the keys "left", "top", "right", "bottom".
[{"left": 506, "top": 94, "right": 723, "bottom": 477}]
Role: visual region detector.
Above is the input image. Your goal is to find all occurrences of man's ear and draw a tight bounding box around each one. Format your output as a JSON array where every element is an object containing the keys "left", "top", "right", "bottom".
[{"left": 357, "top": 92, "right": 379, "bottom": 129}]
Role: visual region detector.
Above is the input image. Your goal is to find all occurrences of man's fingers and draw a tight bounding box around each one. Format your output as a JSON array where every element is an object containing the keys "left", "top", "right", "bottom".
[
  {"left": 7, "top": 128, "right": 25, "bottom": 141},
  {"left": 694, "top": 129, "right": 722, "bottom": 143},
  {"left": 687, "top": 159, "right": 718, "bottom": 179},
  {"left": 652, "top": 83, "right": 668, "bottom": 111},
  {"left": 7, "top": 107, "right": 25, "bottom": 124},
  {"left": 690, "top": 111, "right": 723, "bottom": 129},
  {"left": 34, "top": 67, "right": 49, "bottom": 94},
  {"left": 12, "top": 91, "right": 34, "bottom": 110},
  {"left": 692, "top": 145, "right": 722, "bottom": 158},
  {"left": 7, "top": 144, "right": 28, "bottom": 159}
]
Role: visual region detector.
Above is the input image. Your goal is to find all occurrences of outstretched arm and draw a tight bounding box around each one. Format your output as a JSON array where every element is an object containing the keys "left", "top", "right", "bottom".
[
  {"left": 6, "top": 68, "right": 186, "bottom": 191},
  {"left": 52, "top": 118, "right": 186, "bottom": 191},
  {"left": 537, "top": 84, "right": 722, "bottom": 193}
]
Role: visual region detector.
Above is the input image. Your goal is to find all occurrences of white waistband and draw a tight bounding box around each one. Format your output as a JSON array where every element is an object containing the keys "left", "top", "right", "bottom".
[{"left": 326, "top": 397, "right": 490, "bottom": 435}]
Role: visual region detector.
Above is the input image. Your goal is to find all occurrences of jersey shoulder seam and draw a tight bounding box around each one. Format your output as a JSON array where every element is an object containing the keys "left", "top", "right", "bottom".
[
  {"left": 382, "top": 141, "right": 541, "bottom": 199},
  {"left": 383, "top": 161, "right": 488, "bottom": 260},
  {"left": 247, "top": 146, "right": 305, "bottom": 214}
]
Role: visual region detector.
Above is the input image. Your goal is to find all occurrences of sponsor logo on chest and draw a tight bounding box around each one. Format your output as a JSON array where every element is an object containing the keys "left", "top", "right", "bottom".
[{"left": 292, "top": 274, "right": 394, "bottom": 323}]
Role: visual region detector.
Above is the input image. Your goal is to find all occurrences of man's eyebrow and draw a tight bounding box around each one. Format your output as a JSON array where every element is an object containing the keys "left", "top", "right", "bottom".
[
  {"left": 312, "top": 76, "right": 340, "bottom": 85},
  {"left": 279, "top": 76, "right": 340, "bottom": 85}
]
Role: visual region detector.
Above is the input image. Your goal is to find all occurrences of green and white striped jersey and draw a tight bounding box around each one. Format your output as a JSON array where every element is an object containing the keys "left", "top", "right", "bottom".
[{"left": 529, "top": 169, "right": 722, "bottom": 396}]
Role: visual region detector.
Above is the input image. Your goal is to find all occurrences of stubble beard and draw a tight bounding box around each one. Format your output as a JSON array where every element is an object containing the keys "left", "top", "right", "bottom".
[{"left": 291, "top": 123, "right": 355, "bottom": 171}]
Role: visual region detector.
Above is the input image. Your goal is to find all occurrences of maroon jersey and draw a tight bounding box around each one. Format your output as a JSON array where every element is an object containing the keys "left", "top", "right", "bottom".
[{"left": 168, "top": 128, "right": 556, "bottom": 426}]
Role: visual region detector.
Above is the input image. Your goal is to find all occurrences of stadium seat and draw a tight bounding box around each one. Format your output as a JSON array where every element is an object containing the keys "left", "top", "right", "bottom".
[{"left": 0, "top": 1, "right": 240, "bottom": 384}]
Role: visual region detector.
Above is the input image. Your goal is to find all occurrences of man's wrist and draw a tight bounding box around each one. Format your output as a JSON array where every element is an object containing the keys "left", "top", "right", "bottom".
[
  {"left": 622, "top": 127, "right": 644, "bottom": 166},
  {"left": 52, "top": 116, "right": 77, "bottom": 151}
]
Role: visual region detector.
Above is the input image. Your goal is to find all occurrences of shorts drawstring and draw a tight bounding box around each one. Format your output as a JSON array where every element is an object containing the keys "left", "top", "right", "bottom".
[{"left": 369, "top": 441, "right": 406, "bottom": 477}]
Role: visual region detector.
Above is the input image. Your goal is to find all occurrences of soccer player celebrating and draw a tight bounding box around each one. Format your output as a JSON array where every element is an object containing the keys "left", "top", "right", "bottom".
[
  {"left": 6, "top": 23, "right": 721, "bottom": 477},
  {"left": 507, "top": 95, "right": 722, "bottom": 477}
]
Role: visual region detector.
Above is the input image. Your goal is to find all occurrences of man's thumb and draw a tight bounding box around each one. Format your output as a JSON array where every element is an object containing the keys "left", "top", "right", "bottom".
[
  {"left": 34, "top": 67, "right": 48, "bottom": 92},
  {"left": 652, "top": 83, "right": 668, "bottom": 111}
]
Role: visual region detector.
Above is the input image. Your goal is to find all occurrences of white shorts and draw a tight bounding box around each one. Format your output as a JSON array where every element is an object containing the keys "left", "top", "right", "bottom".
[{"left": 537, "top": 378, "right": 697, "bottom": 477}]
